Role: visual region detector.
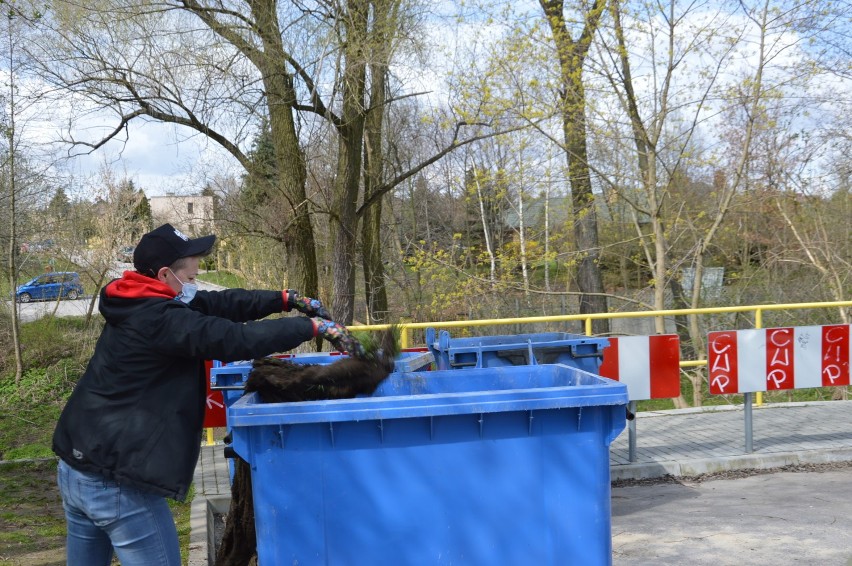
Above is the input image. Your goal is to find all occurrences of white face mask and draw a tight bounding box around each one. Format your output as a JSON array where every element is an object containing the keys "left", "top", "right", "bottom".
[{"left": 169, "top": 269, "right": 198, "bottom": 304}]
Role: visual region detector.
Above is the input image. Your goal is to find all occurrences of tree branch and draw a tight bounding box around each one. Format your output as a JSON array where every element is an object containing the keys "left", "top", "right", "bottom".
[{"left": 355, "top": 121, "right": 527, "bottom": 216}]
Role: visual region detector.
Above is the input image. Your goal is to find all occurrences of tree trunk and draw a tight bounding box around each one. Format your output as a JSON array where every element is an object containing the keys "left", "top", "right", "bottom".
[
  {"left": 331, "top": 0, "right": 369, "bottom": 324},
  {"left": 252, "top": 0, "right": 319, "bottom": 298},
  {"left": 362, "top": 65, "right": 389, "bottom": 323},
  {"left": 473, "top": 168, "right": 497, "bottom": 287},
  {"left": 4, "top": 23, "right": 23, "bottom": 385},
  {"left": 360, "top": 0, "right": 398, "bottom": 324},
  {"left": 669, "top": 277, "right": 692, "bottom": 408},
  {"left": 564, "top": 92, "right": 609, "bottom": 333},
  {"left": 540, "top": 0, "right": 609, "bottom": 335},
  {"left": 544, "top": 178, "right": 552, "bottom": 292},
  {"left": 7, "top": 162, "right": 24, "bottom": 385},
  {"left": 517, "top": 153, "right": 530, "bottom": 298}
]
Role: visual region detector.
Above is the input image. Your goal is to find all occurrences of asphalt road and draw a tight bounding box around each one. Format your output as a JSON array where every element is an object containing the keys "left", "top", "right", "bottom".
[
  {"left": 6, "top": 264, "right": 225, "bottom": 323},
  {"left": 611, "top": 463, "right": 852, "bottom": 565},
  {"left": 11, "top": 295, "right": 96, "bottom": 323}
]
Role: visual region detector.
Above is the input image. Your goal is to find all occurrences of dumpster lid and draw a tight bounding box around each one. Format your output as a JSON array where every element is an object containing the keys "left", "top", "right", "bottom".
[{"left": 228, "top": 363, "right": 627, "bottom": 426}]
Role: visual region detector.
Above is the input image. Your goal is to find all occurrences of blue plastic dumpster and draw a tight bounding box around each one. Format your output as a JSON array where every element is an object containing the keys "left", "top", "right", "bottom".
[
  {"left": 426, "top": 327, "right": 609, "bottom": 373},
  {"left": 229, "top": 363, "right": 628, "bottom": 565}
]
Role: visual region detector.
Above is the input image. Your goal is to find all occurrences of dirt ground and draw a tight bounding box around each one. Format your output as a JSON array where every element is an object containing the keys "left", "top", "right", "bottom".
[
  {"left": 611, "top": 459, "right": 852, "bottom": 487},
  {"left": 0, "top": 458, "right": 191, "bottom": 566},
  {"left": 0, "top": 459, "right": 65, "bottom": 566}
]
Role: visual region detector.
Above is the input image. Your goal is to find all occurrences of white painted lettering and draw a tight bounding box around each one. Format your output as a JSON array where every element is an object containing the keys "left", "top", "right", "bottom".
[
  {"left": 711, "top": 375, "right": 730, "bottom": 392},
  {"left": 769, "top": 329, "right": 792, "bottom": 347},
  {"left": 825, "top": 327, "right": 845, "bottom": 344},
  {"left": 711, "top": 335, "right": 733, "bottom": 354},
  {"left": 770, "top": 347, "right": 790, "bottom": 368},
  {"left": 824, "top": 344, "right": 842, "bottom": 363},
  {"left": 711, "top": 352, "right": 731, "bottom": 373},
  {"left": 767, "top": 369, "right": 788, "bottom": 388},
  {"left": 823, "top": 365, "right": 841, "bottom": 384}
]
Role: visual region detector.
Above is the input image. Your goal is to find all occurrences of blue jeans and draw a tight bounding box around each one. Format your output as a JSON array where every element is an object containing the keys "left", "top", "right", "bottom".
[{"left": 57, "top": 459, "right": 181, "bottom": 566}]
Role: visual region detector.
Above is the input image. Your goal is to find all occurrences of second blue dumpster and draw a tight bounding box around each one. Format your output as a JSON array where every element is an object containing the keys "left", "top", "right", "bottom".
[
  {"left": 426, "top": 327, "right": 609, "bottom": 373},
  {"left": 229, "top": 363, "right": 628, "bottom": 565}
]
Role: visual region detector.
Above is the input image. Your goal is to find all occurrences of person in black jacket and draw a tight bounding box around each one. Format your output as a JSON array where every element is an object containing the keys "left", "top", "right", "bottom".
[{"left": 53, "top": 223, "right": 363, "bottom": 566}]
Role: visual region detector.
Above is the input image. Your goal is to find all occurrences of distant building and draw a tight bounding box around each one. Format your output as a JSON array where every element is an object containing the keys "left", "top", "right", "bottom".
[{"left": 149, "top": 194, "right": 215, "bottom": 237}]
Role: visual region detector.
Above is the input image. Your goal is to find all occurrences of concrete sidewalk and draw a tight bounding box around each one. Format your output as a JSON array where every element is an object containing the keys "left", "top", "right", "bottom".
[
  {"left": 188, "top": 400, "right": 852, "bottom": 564},
  {"left": 610, "top": 400, "right": 852, "bottom": 481}
]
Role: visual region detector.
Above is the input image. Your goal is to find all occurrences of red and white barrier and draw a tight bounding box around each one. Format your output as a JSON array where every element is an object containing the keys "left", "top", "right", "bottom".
[
  {"left": 599, "top": 335, "right": 681, "bottom": 400},
  {"left": 203, "top": 360, "right": 226, "bottom": 428},
  {"left": 707, "top": 324, "right": 851, "bottom": 395}
]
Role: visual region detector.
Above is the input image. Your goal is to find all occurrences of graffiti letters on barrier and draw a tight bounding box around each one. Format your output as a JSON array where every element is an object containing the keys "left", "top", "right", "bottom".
[{"left": 708, "top": 325, "right": 850, "bottom": 395}]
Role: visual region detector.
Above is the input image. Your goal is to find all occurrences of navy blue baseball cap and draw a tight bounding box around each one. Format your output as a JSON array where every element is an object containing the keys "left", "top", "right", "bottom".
[{"left": 133, "top": 223, "right": 216, "bottom": 277}]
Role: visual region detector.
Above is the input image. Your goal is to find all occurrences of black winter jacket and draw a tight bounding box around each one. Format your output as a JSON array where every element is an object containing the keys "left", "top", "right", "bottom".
[{"left": 52, "top": 271, "right": 315, "bottom": 500}]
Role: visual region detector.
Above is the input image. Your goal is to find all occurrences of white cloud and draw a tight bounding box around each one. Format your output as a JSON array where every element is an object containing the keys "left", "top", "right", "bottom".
[{"left": 59, "top": 113, "right": 239, "bottom": 198}]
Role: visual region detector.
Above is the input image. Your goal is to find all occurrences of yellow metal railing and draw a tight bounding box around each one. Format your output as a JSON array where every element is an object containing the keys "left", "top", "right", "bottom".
[{"left": 356, "top": 299, "right": 852, "bottom": 362}]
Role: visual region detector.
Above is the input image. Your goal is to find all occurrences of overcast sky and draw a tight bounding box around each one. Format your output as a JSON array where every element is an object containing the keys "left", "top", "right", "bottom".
[{"left": 59, "top": 118, "right": 240, "bottom": 200}]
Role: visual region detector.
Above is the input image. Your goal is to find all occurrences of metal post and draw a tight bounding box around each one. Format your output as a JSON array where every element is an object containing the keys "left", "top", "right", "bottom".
[
  {"left": 628, "top": 400, "right": 637, "bottom": 463},
  {"left": 744, "top": 392, "right": 753, "bottom": 453},
  {"left": 755, "top": 309, "right": 764, "bottom": 406},
  {"left": 401, "top": 326, "right": 410, "bottom": 349}
]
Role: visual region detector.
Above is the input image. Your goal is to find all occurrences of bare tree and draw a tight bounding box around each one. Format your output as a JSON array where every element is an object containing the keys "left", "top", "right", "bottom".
[
  {"left": 71, "top": 166, "right": 152, "bottom": 324},
  {"left": 1, "top": 5, "right": 55, "bottom": 383},
  {"left": 539, "top": 0, "right": 610, "bottom": 334},
  {"left": 360, "top": 0, "right": 400, "bottom": 323},
  {"left": 32, "top": 1, "right": 512, "bottom": 325},
  {"left": 32, "top": 1, "right": 322, "bottom": 297},
  {"left": 1, "top": 7, "right": 24, "bottom": 384},
  {"left": 597, "top": 0, "right": 739, "bottom": 342},
  {"left": 593, "top": 0, "right": 845, "bottom": 405},
  {"left": 776, "top": 195, "right": 850, "bottom": 323}
]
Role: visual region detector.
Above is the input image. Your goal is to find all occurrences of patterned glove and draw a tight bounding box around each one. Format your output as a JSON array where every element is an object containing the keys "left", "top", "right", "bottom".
[
  {"left": 284, "top": 290, "right": 332, "bottom": 320},
  {"left": 313, "top": 318, "right": 367, "bottom": 359}
]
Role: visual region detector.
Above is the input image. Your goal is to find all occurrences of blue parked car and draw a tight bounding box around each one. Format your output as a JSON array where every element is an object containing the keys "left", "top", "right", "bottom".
[{"left": 15, "top": 272, "right": 84, "bottom": 303}]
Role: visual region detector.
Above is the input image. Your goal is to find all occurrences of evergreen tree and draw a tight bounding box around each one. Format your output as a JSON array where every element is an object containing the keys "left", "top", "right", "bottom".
[
  {"left": 241, "top": 120, "right": 277, "bottom": 210},
  {"left": 131, "top": 191, "right": 152, "bottom": 238},
  {"left": 46, "top": 186, "right": 70, "bottom": 220}
]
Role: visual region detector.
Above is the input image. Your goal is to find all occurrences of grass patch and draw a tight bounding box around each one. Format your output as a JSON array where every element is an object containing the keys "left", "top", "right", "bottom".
[
  {"left": 0, "top": 315, "right": 195, "bottom": 564},
  {"left": 635, "top": 370, "right": 850, "bottom": 413},
  {"left": 4, "top": 444, "right": 55, "bottom": 460},
  {"left": 197, "top": 270, "right": 248, "bottom": 289},
  {"left": 0, "top": 532, "right": 31, "bottom": 545},
  {"left": 0, "top": 316, "right": 93, "bottom": 461},
  {"left": 0, "top": 407, "right": 62, "bottom": 461},
  {"left": 170, "top": 485, "right": 195, "bottom": 563},
  {"left": 36, "top": 525, "right": 67, "bottom": 538}
]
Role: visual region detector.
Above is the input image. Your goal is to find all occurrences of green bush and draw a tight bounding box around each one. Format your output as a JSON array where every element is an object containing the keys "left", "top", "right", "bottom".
[
  {"left": 0, "top": 314, "right": 193, "bottom": 561},
  {"left": 197, "top": 269, "right": 249, "bottom": 289},
  {"left": 0, "top": 315, "right": 99, "bottom": 460}
]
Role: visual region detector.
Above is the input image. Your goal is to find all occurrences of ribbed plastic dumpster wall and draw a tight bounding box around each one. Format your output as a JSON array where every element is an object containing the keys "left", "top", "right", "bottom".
[
  {"left": 426, "top": 328, "right": 609, "bottom": 373},
  {"left": 229, "top": 363, "right": 627, "bottom": 565}
]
